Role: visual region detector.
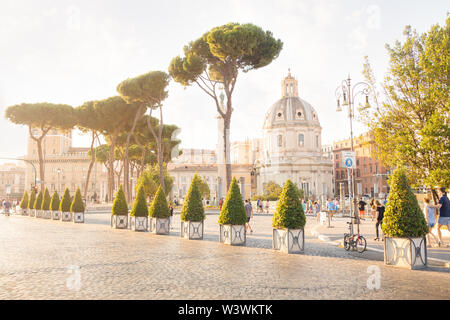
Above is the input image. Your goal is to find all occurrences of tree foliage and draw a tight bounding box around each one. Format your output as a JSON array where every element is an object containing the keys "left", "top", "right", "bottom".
[
  {"left": 70, "top": 188, "right": 85, "bottom": 213},
  {"left": 50, "top": 191, "right": 60, "bottom": 211},
  {"left": 20, "top": 190, "right": 29, "bottom": 209},
  {"left": 130, "top": 185, "right": 148, "bottom": 217},
  {"left": 180, "top": 173, "right": 205, "bottom": 222},
  {"left": 135, "top": 164, "right": 173, "bottom": 200},
  {"left": 148, "top": 185, "right": 170, "bottom": 218},
  {"left": 28, "top": 190, "right": 36, "bottom": 209},
  {"left": 34, "top": 190, "right": 43, "bottom": 210},
  {"left": 60, "top": 188, "right": 72, "bottom": 212},
  {"left": 111, "top": 185, "right": 128, "bottom": 216},
  {"left": 272, "top": 180, "right": 306, "bottom": 229},
  {"left": 381, "top": 167, "right": 428, "bottom": 237},
  {"left": 362, "top": 18, "right": 450, "bottom": 200},
  {"left": 41, "top": 187, "right": 51, "bottom": 210},
  {"left": 218, "top": 177, "right": 247, "bottom": 225},
  {"left": 169, "top": 23, "right": 282, "bottom": 189}
]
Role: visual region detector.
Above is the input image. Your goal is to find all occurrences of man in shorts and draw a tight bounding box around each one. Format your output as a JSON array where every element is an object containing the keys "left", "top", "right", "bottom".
[
  {"left": 436, "top": 188, "right": 450, "bottom": 247},
  {"left": 244, "top": 199, "right": 253, "bottom": 234}
]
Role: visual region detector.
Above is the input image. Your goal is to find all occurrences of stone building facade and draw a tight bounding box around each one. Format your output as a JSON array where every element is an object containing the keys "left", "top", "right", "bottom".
[
  {"left": 23, "top": 129, "right": 108, "bottom": 201},
  {"left": 333, "top": 132, "right": 390, "bottom": 199},
  {"left": 0, "top": 163, "right": 26, "bottom": 200}
]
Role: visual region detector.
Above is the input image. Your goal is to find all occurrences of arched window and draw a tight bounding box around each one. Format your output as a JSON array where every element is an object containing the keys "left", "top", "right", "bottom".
[{"left": 298, "top": 133, "right": 304, "bottom": 147}]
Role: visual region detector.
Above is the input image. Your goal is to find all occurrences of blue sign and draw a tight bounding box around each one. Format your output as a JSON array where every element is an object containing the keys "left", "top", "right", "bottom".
[{"left": 345, "top": 158, "right": 353, "bottom": 168}]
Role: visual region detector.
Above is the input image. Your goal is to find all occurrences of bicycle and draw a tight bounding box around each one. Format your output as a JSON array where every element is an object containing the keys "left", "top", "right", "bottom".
[{"left": 343, "top": 221, "right": 366, "bottom": 253}]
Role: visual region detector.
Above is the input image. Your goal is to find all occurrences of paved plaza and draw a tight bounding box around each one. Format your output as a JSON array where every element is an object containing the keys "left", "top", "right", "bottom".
[{"left": 0, "top": 212, "right": 449, "bottom": 300}]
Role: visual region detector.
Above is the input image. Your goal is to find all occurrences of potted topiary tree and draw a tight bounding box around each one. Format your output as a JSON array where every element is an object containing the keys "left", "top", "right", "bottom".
[
  {"left": 218, "top": 177, "right": 247, "bottom": 246},
  {"left": 180, "top": 173, "right": 205, "bottom": 240},
  {"left": 50, "top": 191, "right": 61, "bottom": 220},
  {"left": 34, "top": 190, "right": 43, "bottom": 218},
  {"left": 28, "top": 189, "right": 36, "bottom": 217},
  {"left": 60, "top": 188, "right": 72, "bottom": 222},
  {"left": 41, "top": 187, "right": 52, "bottom": 219},
  {"left": 71, "top": 187, "right": 85, "bottom": 223},
  {"left": 382, "top": 167, "right": 429, "bottom": 269},
  {"left": 19, "top": 190, "right": 29, "bottom": 216},
  {"left": 272, "top": 179, "right": 306, "bottom": 254},
  {"left": 130, "top": 185, "right": 148, "bottom": 231},
  {"left": 148, "top": 186, "right": 170, "bottom": 235},
  {"left": 111, "top": 185, "right": 128, "bottom": 229}
]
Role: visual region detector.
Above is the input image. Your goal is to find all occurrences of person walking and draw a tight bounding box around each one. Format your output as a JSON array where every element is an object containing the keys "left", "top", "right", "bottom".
[
  {"left": 374, "top": 200, "right": 385, "bottom": 241},
  {"left": 265, "top": 199, "right": 270, "bottom": 214},
  {"left": 423, "top": 198, "right": 440, "bottom": 247},
  {"left": 3, "top": 199, "right": 11, "bottom": 217},
  {"left": 369, "top": 198, "right": 375, "bottom": 221},
  {"left": 169, "top": 204, "right": 174, "bottom": 229},
  {"left": 219, "top": 198, "right": 224, "bottom": 211},
  {"left": 244, "top": 199, "right": 253, "bottom": 234},
  {"left": 436, "top": 188, "right": 450, "bottom": 247},
  {"left": 314, "top": 201, "right": 321, "bottom": 223},
  {"left": 358, "top": 198, "right": 366, "bottom": 220}
]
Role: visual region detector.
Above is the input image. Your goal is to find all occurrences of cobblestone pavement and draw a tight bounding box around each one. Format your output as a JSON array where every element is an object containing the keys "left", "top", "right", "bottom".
[{"left": 0, "top": 213, "right": 449, "bottom": 300}]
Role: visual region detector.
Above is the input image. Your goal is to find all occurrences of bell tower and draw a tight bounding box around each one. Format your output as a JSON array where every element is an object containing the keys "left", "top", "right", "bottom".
[{"left": 281, "top": 68, "right": 299, "bottom": 98}]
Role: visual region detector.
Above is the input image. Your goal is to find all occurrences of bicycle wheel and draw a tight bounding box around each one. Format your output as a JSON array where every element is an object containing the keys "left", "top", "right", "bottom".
[
  {"left": 355, "top": 236, "right": 367, "bottom": 253},
  {"left": 343, "top": 234, "right": 351, "bottom": 251}
]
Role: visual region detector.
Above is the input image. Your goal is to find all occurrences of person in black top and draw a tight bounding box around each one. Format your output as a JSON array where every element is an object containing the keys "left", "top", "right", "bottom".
[
  {"left": 358, "top": 198, "right": 367, "bottom": 220},
  {"left": 374, "top": 200, "right": 385, "bottom": 241}
]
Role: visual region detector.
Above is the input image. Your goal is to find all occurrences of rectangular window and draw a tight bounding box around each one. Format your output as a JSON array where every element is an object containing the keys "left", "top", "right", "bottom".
[{"left": 278, "top": 135, "right": 283, "bottom": 147}]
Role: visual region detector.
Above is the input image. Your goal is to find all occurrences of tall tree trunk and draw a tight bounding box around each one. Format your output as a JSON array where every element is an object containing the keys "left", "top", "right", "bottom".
[
  {"left": 108, "top": 141, "right": 115, "bottom": 201},
  {"left": 84, "top": 131, "right": 96, "bottom": 201},
  {"left": 124, "top": 105, "right": 144, "bottom": 202},
  {"left": 29, "top": 126, "right": 48, "bottom": 191},
  {"left": 146, "top": 106, "right": 165, "bottom": 192},
  {"left": 223, "top": 116, "right": 231, "bottom": 191}
]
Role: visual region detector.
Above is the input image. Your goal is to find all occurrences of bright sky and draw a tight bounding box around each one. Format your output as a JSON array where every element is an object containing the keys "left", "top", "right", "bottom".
[{"left": 0, "top": 0, "right": 448, "bottom": 165}]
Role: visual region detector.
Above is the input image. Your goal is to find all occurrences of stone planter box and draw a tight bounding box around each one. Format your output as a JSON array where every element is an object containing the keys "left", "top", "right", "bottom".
[
  {"left": 29, "top": 209, "right": 35, "bottom": 217},
  {"left": 181, "top": 221, "right": 204, "bottom": 240},
  {"left": 273, "top": 228, "right": 304, "bottom": 254},
  {"left": 35, "top": 210, "right": 42, "bottom": 218},
  {"left": 42, "top": 210, "right": 52, "bottom": 219},
  {"left": 61, "top": 211, "right": 72, "bottom": 222},
  {"left": 111, "top": 215, "right": 128, "bottom": 229},
  {"left": 52, "top": 211, "right": 61, "bottom": 220},
  {"left": 219, "top": 224, "right": 246, "bottom": 246},
  {"left": 130, "top": 216, "right": 148, "bottom": 231},
  {"left": 149, "top": 217, "right": 170, "bottom": 235},
  {"left": 384, "top": 237, "right": 427, "bottom": 269},
  {"left": 20, "top": 208, "right": 28, "bottom": 216},
  {"left": 73, "top": 212, "right": 84, "bottom": 223}
]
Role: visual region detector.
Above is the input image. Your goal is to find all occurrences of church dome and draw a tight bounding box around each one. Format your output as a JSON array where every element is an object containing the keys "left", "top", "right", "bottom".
[
  {"left": 263, "top": 96, "right": 320, "bottom": 129},
  {"left": 263, "top": 70, "right": 320, "bottom": 130}
]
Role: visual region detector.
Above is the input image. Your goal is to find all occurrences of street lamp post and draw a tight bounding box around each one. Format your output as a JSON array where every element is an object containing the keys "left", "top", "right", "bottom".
[
  {"left": 335, "top": 75, "right": 372, "bottom": 235},
  {"left": 57, "top": 168, "right": 61, "bottom": 194}
]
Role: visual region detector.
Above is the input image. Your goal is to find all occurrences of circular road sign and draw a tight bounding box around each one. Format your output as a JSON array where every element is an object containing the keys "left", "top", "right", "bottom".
[{"left": 345, "top": 158, "right": 353, "bottom": 168}]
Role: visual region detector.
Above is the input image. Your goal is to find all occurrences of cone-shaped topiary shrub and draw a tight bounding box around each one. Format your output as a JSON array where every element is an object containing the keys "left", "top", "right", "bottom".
[
  {"left": 70, "top": 188, "right": 85, "bottom": 213},
  {"left": 130, "top": 185, "right": 148, "bottom": 217},
  {"left": 34, "top": 190, "right": 43, "bottom": 210},
  {"left": 381, "top": 167, "right": 428, "bottom": 238},
  {"left": 28, "top": 190, "right": 36, "bottom": 209},
  {"left": 149, "top": 186, "right": 170, "bottom": 218},
  {"left": 111, "top": 185, "right": 128, "bottom": 215},
  {"left": 50, "top": 191, "right": 60, "bottom": 211},
  {"left": 218, "top": 177, "right": 247, "bottom": 225},
  {"left": 60, "top": 188, "right": 72, "bottom": 212},
  {"left": 272, "top": 179, "right": 306, "bottom": 229},
  {"left": 180, "top": 173, "right": 205, "bottom": 222},
  {"left": 20, "top": 191, "right": 29, "bottom": 209},
  {"left": 41, "top": 187, "right": 51, "bottom": 211}
]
